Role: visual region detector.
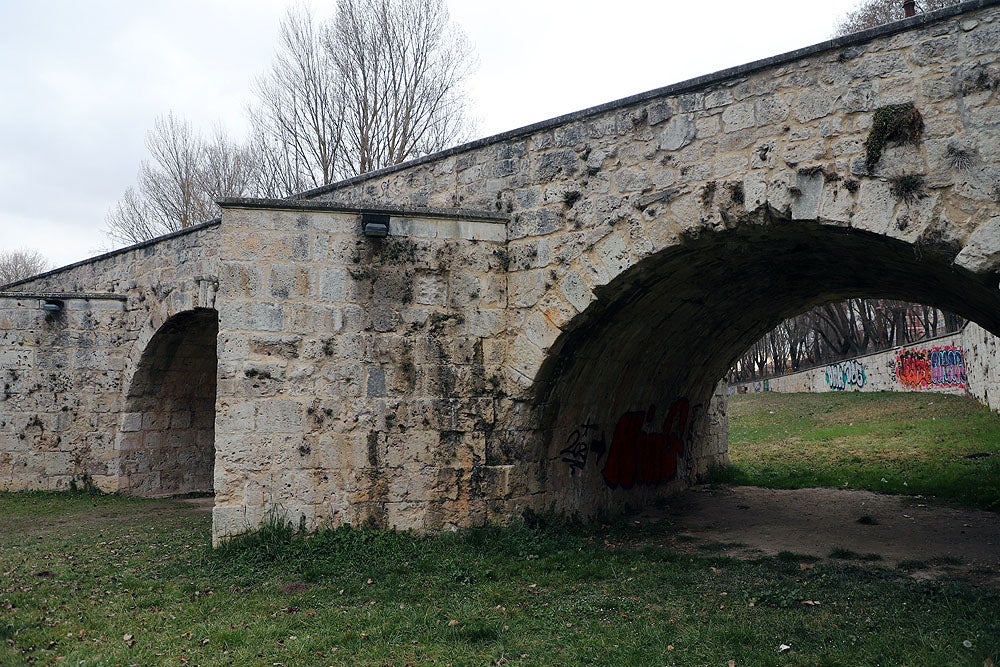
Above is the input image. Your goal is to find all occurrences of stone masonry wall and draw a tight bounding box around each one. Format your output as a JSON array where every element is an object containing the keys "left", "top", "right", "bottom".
[
  {"left": 0, "top": 223, "right": 221, "bottom": 492},
  {"left": 211, "top": 203, "right": 521, "bottom": 538},
  {"left": 289, "top": 2, "right": 1000, "bottom": 530},
  {"left": 0, "top": 294, "right": 128, "bottom": 490},
  {"left": 2, "top": 2, "right": 999, "bottom": 543},
  {"left": 959, "top": 322, "right": 1000, "bottom": 411}
]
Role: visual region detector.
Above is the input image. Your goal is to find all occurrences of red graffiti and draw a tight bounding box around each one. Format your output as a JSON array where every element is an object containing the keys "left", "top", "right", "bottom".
[
  {"left": 895, "top": 346, "right": 967, "bottom": 389},
  {"left": 601, "top": 399, "right": 689, "bottom": 489}
]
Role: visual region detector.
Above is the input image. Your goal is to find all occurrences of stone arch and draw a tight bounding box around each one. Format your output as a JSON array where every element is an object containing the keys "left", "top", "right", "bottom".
[
  {"left": 520, "top": 215, "right": 1000, "bottom": 517},
  {"left": 117, "top": 308, "right": 219, "bottom": 496}
]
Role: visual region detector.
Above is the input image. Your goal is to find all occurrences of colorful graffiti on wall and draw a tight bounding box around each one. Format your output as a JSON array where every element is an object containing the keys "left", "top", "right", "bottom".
[
  {"left": 825, "top": 359, "right": 867, "bottom": 391},
  {"left": 895, "top": 345, "right": 967, "bottom": 389},
  {"left": 601, "top": 399, "right": 689, "bottom": 489}
]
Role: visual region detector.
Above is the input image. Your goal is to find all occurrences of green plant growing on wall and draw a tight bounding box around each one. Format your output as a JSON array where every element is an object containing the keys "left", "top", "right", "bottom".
[
  {"left": 945, "top": 144, "right": 978, "bottom": 170},
  {"left": 889, "top": 174, "right": 926, "bottom": 203},
  {"left": 864, "top": 103, "right": 924, "bottom": 172},
  {"left": 562, "top": 190, "right": 582, "bottom": 208}
]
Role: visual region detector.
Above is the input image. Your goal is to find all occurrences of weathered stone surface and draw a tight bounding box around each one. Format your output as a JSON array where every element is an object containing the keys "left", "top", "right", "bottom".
[
  {"left": 2, "top": 3, "right": 1000, "bottom": 544},
  {"left": 659, "top": 115, "right": 697, "bottom": 151},
  {"left": 955, "top": 216, "right": 1000, "bottom": 272}
]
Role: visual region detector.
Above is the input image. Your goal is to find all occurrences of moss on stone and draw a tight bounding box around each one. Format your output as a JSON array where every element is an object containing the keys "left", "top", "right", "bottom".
[{"left": 864, "top": 103, "right": 924, "bottom": 172}]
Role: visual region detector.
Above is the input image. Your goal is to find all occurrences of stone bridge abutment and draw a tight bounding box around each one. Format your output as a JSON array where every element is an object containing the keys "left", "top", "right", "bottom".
[{"left": 1, "top": 1, "right": 998, "bottom": 542}]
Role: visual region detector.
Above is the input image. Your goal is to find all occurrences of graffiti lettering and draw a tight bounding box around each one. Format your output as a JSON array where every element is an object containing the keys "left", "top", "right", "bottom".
[
  {"left": 825, "top": 359, "right": 867, "bottom": 391},
  {"left": 559, "top": 423, "right": 606, "bottom": 474},
  {"left": 601, "top": 399, "right": 689, "bottom": 489},
  {"left": 895, "top": 346, "right": 967, "bottom": 389}
]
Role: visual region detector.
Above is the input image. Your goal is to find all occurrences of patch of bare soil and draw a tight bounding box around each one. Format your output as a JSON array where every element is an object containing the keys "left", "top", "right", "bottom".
[
  {"left": 177, "top": 496, "right": 215, "bottom": 513},
  {"left": 636, "top": 485, "right": 1000, "bottom": 584}
]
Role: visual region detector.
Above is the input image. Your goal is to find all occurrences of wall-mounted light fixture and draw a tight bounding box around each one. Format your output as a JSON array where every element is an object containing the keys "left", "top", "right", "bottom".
[
  {"left": 41, "top": 299, "right": 64, "bottom": 312},
  {"left": 361, "top": 212, "right": 390, "bottom": 237}
]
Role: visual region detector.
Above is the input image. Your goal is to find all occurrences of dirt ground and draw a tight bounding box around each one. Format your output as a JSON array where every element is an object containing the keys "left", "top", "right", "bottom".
[
  {"left": 635, "top": 485, "right": 1000, "bottom": 583},
  {"left": 182, "top": 486, "right": 999, "bottom": 582}
]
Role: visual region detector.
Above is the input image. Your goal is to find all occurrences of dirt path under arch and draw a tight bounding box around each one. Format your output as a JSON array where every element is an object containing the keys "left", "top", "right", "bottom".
[{"left": 635, "top": 485, "right": 1000, "bottom": 583}]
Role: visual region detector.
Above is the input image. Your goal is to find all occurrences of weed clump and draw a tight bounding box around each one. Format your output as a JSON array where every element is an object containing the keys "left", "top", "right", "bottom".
[
  {"left": 889, "top": 173, "right": 926, "bottom": 203},
  {"left": 945, "top": 144, "right": 978, "bottom": 170},
  {"left": 864, "top": 103, "right": 924, "bottom": 172}
]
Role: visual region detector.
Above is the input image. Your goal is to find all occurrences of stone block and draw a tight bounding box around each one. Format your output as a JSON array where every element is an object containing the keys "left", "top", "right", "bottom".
[
  {"left": 722, "top": 102, "right": 755, "bottom": 132},
  {"left": 956, "top": 216, "right": 1000, "bottom": 273},
  {"left": 659, "top": 115, "right": 696, "bottom": 151},
  {"left": 791, "top": 170, "right": 825, "bottom": 220},
  {"left": 255, "top": 399, "right": 304, "bottom": 433}
]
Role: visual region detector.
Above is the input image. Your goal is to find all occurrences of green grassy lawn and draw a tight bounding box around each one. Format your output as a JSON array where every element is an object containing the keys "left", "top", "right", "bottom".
[
  {"left": 2, "top": 391, "right": 998, "bottom": 665},
  {"left": 2, "top": 491, "right": 998, "bottom": 666},
  {"left": 721, "top": 392, "right": 1000, "bottom": 511}
]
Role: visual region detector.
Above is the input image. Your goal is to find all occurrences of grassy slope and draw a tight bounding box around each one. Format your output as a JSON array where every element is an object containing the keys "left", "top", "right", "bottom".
[{"left": 722, "top": 392, "right": 1000, "bottom": 510}]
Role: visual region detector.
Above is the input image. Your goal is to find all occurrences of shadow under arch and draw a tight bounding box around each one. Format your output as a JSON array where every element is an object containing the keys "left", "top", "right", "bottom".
[
  {"left": 530, "top": 218, "right": 1000, "bottom": 515},
  {"left": 117, "top": 308, "right": 219, "bottom": 496}
]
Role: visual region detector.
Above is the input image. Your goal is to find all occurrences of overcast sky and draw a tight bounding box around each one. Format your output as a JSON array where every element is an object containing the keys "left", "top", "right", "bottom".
[{"left": 0, "top": 0, "right": 867, "bottom": 270}]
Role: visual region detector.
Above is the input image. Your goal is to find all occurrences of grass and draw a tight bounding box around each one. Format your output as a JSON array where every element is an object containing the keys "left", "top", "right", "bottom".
[
  {"left": 719, "top": 392, "right": 1000, "bottom": 510},
  {"left": 0, "top": 492, "right": 997, "bottom": 666},
  {"left": 2, "top": 391, "right": 999, "bottom": 664}
]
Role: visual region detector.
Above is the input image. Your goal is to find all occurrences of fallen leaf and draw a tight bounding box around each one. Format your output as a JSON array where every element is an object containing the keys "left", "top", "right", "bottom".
[
  {"left": 801, "top": 600, "right": 821, "bottom": 606},
  {"left": 799, "top": 563, "right": 814, "bottom": 571},
  {"left": 778, "top": 644, "right": 791, "bottom": 653},
  {"left": 448, "top": 619, "right": 459, "bottom": 627}
]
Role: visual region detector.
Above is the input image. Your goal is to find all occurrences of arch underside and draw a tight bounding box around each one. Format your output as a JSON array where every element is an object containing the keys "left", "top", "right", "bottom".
[
  {"left": 119, "top": 308, "right": 219, "bottom": 496},
  {"left": 531, "top": 217, "right": 1000, "bottom": 513}
]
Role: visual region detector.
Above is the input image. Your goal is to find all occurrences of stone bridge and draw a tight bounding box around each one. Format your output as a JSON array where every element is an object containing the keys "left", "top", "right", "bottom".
[{"left": 2, "top": 1, "right": 999, "bottom": 542}]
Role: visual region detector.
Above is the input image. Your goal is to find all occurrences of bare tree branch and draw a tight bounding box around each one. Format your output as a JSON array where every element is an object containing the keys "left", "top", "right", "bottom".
[
  {"left": 106, "top": 0, "right": 476, "bottom": 246},
  {"left": 835, "top": 0, "right": 961, "bottom": 36},
  {"left": 0, "top": 249, "right": 50, "bottom": 286}
]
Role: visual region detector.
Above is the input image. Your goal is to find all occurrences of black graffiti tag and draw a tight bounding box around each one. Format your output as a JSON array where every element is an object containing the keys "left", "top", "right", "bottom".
[{"left": 559, "top": 423, "right": 606, "bottom": 474}]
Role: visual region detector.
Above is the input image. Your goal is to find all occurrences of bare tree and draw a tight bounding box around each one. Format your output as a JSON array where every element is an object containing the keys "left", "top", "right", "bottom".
[
  {"left": 199, "top": 127, "right": 261, "bottom": 202},
  {"left": 835, "top": 0, "right": 961, "bottom": 36},
  {"left": 329, "top": 0, "right": 475, "bottom": 175},
  {"left": 106, "top": 115, "right": 259, "bottom": 245},
  {"left": 107, "top": 0, "right": 476, "bottom": 245},
  {"left": 0, "top": 249, "right": 50, "bottom": 286},
  {"left": 731, "top": 299, "right": 966, "bottom": 381},
  {"left": 249, "top": 4, "right": 344, "bottom": 196}
]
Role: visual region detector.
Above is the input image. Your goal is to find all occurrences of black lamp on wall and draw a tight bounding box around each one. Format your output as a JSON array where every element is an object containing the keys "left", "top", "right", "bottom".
[{"left": 361, "top": 212, "right": 390, "bottom": 237}]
